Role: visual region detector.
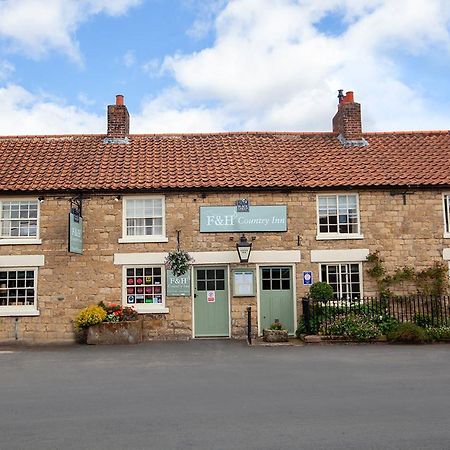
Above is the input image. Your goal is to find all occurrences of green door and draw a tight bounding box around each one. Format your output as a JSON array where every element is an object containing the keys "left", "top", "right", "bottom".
[
  {"left": 260, "top": 267, "right": 295, "bottom": 334},
  {"left": 194, "top": 267, "right": 229, "bottom": 337}
]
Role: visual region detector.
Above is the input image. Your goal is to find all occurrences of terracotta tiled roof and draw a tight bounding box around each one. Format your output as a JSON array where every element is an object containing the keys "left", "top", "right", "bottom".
[{"left": 0, "top": 131, "right": 449, "bottom": 192}]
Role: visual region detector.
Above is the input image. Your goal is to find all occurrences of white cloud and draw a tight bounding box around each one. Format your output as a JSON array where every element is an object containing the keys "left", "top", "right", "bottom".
[
  {"left": 0, "top": 0, "right": 141, "bottom": 62},
  {"left": 0, "top": 85, "right": 103, "bottom": 135},
  {"left": 139, "top": 0, "right": 450, "bottom": 132},
  {"left": 123, "top": 50, "right": 136, "bottom": 68},
  {"left": 1, "top": 0, "right": 450, "bottom": 135},
  {"left": 0, "top": 60, "right": 14, "bottom": 81}
]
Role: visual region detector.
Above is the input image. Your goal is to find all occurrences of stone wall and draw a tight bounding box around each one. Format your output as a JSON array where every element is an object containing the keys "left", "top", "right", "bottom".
[{"left": 0, "top": 189, "right": 448, "bottom": 343}]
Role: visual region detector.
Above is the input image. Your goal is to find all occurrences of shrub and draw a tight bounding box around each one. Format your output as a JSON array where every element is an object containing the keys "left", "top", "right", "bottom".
[
  {"left": 387, "top": 322, "right": 429, "bottom": 344},
  {"left": 413, "top": 314, "right": 433, "bottom": 328},
  {"left": 425, "top": 325, "right": 450, "bottom": 341},
  {"left": 295, "top": 317, "right": 307, "bottom": 337},
  {"left": 374, "top": 316, "right": 399, "bottom": 335},
  {"left": 323, "top": 313, "right": 381, "bottom": 341},
  {"left": 74, "top": 305, "right": 107, "bottom": 330},
  {"left": 309, "top": 282, "right": 333, "bottom": 301}
]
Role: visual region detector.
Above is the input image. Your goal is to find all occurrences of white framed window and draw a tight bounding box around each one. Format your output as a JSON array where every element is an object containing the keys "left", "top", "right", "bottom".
[
  {"left": 320, "top": 263, "right": 362, "bottom": 300},
  {"left": 0, "top": 198, "right": 41, "bottom": 245},
  {"left": 119, "top": 196, "right": 168, "bottom": 243},
  {"left": 443, "top": 194, "right": 450, "bottom": 237},
  {"left": 0, "top": 267, "right": 39, "bottom": 316},
  {"left": 122, "top": 265, "right": 168, "bottom": 313},
  {"left": 316, "top": 193, "right": 363, "bottom": 240}
]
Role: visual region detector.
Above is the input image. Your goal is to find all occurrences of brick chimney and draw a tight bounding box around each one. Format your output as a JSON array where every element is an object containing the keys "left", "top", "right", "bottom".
[
  {"left": 107, "top": 94, "right": 129, "bottom": 139},
  {"left": 332, "top": 90, "right": 365, "bottom": 145}
]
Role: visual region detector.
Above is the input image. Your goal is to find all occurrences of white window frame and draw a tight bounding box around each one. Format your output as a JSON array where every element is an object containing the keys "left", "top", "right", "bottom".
[
  {"left": 119, "top": 195, "right": 168, "bottom": 243},
  {"left": 122, "top": 265, "right": 168, "bottom": 313},
  {"left": 316, "top": 193, "right": 363, "bottom": 240},
  {"left": 443, "top": 194, "right": 450, "bottom": 238},
  {"left": 319, "top": 262, "right": 363, "bottom": 300},
  {"left": 0, "top": 197, "right": 42, "bottom": 245},
  {"left": 0, "top": 267, "right": 39, "bottom": 316}
]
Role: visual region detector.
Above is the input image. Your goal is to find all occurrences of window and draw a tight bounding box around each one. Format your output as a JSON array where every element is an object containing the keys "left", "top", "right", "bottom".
[
  {"left": 0, "top": 268, "right": 38, "bottom": 315},
  {"left": 124, "top": 266, "right": 167, "bottom": 312},
  {"left": 120, "top": 196, "right": 168, "bottom": 243},
  {"left": 261, "top": 267, "right": 291, "bottom": 290},
  {"left": 317, "top": 194, "right": 362, "bottom": 239},
  {"left": 0, "top": 199, "right": 40, "bottom": 244},
  {"left": 444, "top": 195, "right": 450, "bottom": 237},
  {"left": 320, "top": 263, "right": 362, "bottom": 299}
]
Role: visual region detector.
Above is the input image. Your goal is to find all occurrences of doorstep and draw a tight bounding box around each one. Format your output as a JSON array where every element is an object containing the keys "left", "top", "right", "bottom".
[{"left": 251, "top": 337, "right": 304, "bottom": 347}]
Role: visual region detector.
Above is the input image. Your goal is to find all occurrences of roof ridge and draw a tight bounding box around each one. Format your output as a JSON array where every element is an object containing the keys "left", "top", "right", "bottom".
[
  {"left": 364, "top": 130, "right": 450, "bottom": 136},
  {"left": 0, "top": 129, "right": 449, "bottom": 140}
]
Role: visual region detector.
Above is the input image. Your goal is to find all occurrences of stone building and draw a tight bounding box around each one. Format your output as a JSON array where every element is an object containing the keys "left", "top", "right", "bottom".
[{"left": 0, "top": 92, "right": 449, "bottom": 343}]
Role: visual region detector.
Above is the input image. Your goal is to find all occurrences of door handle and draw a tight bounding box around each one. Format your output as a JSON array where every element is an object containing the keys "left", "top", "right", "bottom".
[{"left": 194, "top": 294, "right": 197, "bottom": 298}]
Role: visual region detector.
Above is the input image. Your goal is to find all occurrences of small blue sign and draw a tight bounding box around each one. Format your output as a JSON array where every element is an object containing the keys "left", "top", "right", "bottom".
[{"left": 303, "top": 271, "right": 313, "bottom": 286}]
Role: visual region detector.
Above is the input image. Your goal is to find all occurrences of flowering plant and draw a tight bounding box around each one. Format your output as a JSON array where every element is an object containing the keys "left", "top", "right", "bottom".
[
  {"left": 98, "top": 302, "right": 138, "bottom": 323},
  {"left": 74, "top": 305, "right": 107, "bottom": 330},
  {"left": 165, "top": 250, "right": 193, "bottom": 277}
]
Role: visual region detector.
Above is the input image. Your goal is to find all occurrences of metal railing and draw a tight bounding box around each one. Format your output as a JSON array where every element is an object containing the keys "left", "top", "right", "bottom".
[{"left": 302, "top": 295, "right": 450, "bottom": 335}]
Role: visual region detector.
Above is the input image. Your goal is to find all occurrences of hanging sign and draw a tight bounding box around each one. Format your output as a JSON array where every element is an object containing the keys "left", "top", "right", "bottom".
[
  {"left": 68, "top": 209, "right": 83, "bottom": 254},
  {"left": 166, "top": 270, "right": 191, "bottom": 297},
  {"left": 200, "top": 205, "right": 287, "bottom": 232},
  {"left": 207, "top": 291, "right": 216, "bottom": 303}
]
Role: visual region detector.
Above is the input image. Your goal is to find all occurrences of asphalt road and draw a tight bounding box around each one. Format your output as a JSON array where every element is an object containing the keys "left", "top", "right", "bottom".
[{"left": 0, "top": 340, "right": 449, "bottom": 450}]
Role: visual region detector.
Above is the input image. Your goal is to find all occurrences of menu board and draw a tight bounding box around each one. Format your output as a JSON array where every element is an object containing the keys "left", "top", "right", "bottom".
[{"left": 233, "top": 270, "right": 255, "bottom": 297}]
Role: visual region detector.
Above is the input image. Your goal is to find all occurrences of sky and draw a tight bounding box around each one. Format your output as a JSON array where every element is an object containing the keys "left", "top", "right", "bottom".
[{"left": 0, "top": 0, "right": 450, "bottom": 135}]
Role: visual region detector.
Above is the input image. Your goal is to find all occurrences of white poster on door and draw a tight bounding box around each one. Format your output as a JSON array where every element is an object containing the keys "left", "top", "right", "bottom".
[{"left": 207, "top": 291, "right": 216, "bottom": 303}]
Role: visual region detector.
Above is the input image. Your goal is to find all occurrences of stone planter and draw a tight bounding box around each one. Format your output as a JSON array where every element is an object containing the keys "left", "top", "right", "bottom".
[
  {"left": 263, "top": 329, "right": 289, "bottom": 343},
  {"left": 86, "top": 319, "right": 143, "bottom": 345}
]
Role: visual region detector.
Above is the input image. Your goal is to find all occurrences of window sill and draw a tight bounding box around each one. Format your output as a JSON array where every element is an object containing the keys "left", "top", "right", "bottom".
[
  {"left": 444, "top": 233, "right": 450, "bottom": 239},
  {"left": 316, "top": 234, "right": 364, "bottom": 241},
  {"left": 0, "top": 309, "right": 40, "bottom": 317},
  {"left": 137, "top": 308, "right": 170, "bottom": 314},
  {"left": 0, "top": 239, "right": 42, "bottom": 245},
  {"left": 118, "top": 237, "right": 169, "bottom": 244}
]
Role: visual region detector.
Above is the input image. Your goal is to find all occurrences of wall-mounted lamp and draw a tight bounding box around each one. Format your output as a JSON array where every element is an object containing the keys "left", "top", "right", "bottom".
[
  {"left": 38, "top": 196, "right": 45, "bottom": 203},
  {"left": 236, "top": 234, "right": 252, "bottom": 263},
  {"left": 114, "top": 195, "right": 122, "bottom": 202}
]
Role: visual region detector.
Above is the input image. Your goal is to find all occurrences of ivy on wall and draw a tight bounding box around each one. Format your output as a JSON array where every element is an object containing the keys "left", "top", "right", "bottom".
[{"left": 366, "top": 251, "right": 448, "bottom": 298}]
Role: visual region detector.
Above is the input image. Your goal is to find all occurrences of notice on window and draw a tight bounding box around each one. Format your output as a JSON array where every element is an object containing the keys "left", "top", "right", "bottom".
[
  {"left": 233, "top": 270, "right": 255, "bottom": 296},
  {"left": 207, "top": 291, "right": 216, "bottom": 303}
]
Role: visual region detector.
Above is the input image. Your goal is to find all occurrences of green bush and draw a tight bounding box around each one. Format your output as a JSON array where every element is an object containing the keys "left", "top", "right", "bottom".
[
  {"left": 387, "top": 322, "right": 429, "bottom": 344},
  {"left": 374, "top": 316, "right": 399, "bottom": 335},
  {"left": 323, "top": 313, "right": 381, "bottom": 341},
  {"left": 309, "top": 282, "right": 333, "bottom": 301},
  {"left": 413, "top": 314, "right": 433, "bottom": 328},
  {"left": 295, "top": 317, "right": 307, "bottom": 337},
  {"left": 425, "top": 325, "right": 450, "bottom": 341}
]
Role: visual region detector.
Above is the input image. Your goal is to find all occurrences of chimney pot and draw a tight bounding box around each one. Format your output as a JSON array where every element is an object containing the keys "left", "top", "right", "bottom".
[
  {"left": 343, "top": 91, "right": 354, "bottom": 103},
  {"left": 116, "top": 94, "right": 124, "bottom": 106}
]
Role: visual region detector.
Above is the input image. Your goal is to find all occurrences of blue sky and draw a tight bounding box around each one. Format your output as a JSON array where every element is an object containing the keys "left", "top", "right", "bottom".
[{"left": 0, "top": 0, "right": 450, "bottom": 134}]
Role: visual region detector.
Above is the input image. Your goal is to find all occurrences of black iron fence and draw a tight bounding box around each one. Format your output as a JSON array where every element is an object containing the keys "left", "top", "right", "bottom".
[{"left": 302, "top": 296, "right": 450, "bottom": 335}]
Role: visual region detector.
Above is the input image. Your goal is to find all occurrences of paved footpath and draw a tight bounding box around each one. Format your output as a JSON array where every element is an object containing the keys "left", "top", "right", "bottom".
[{"left": 0, "top": 341, "right": 449, "bottom": 450}]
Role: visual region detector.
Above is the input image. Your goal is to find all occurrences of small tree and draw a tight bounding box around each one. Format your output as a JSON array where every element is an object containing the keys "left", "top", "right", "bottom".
[{"left": 309, "top": 282, "right": 333, "bottom": 301}]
